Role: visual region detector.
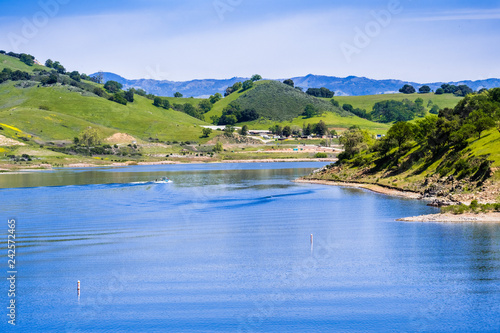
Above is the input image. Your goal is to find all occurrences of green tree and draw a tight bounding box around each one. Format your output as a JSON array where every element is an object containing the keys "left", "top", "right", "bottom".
[
  {"left": 302, "top": 123, "right": 312, "bottom": 136},
  {"left": 124, "top": 89, "right": 134, "bottom": 103},
  {"left": 282, "top": 125, "right": 292, "bottom": 137},
  {"left": 240, "top": 125, "right": 248, "bottom": 136},
  {"left": 399, "top": 84, "right": 416, "bottom": 94},
  {"left": 429, "top": 105, "right": 440, "bottom": 114},
  {"left": 251, "top": 74, "right": 262, "bottom": 82},
  {"left": 198, "top": 99, "right": 212, "bottom": 113},
  {"left": 210, "top": 115, "right": 220, "bottom": 125},
  {"left": 223, "top": 114, "right": 237, "bottom": 125},
  {"left": 306, "top": 87, "right": 334, "bottom": 98},
  {"left": 209, "top": 93, "right": 222, "bottom": 104},
  {"left": 303, "top": 104, "right": 318, "bottom": 118},
  {"left": 19, "top": 53, "right": 34, "bottom": 66},
  {"left": 224, "top": 125, "right": 235, "bottom": 136},
  {"left": 224, "top": 87, "right": 234, "bottom": 96},
  {"left": 202, "top": 127, "right": 213, "bottom": 137},
  {"left": 232, "top": 82, "right": 243, "bottom": 91},
  {"left": 454, "top": 85, "right": 473, "bottom": 97},
  {"left": 283, "top": 79, "right": 294, "bottom": 87},
  {"left": 467, "top": 109, "right": 495, "bottom": 138},
  {"left": 419, "top": 85, "right": 431, "bottom": 94},
  {"left": 110, "top": 92, "right": 127, "bottom": 105},
  {"left": 45, "top": 59, "right": 54, "bottom": 68},
  {"left": 79, "top": 127, "right": 102, "bottom": 147},
  {"left": 339, "top": 128, "right": 369, "bottom": 159},
  {"left": 162, "top": 99, "right": 171, "bottom": 109},
  {"left": 240, "top": 125, "right": 248, "bottom": 135},
  {"left": 386, "top": 121, "right": 414, "bottom": 150},
  {"left": 104, "top": 80, "right": 123, "bottom": 93},
  {"left": 313, "top": 120, "right": 328, "bottom": 136},
  {"left": 174, "top": 92, "right": 183, "bottom": 98},
  {"left": 69, "top": 71, "right": 81, "bottom": 82},
  {"left": 269, "top": 125, "right": 283, "bottom": 136},
  {"left": 43, "top": 73, "right": 58, "bottom": 85},
  {"left": 435, "top": 88, "right": 444, "bottom": 95},
  {"left": 183, "top": 104, "right": 204, "bottom": 120},
  {"left": 342, "top": 104, "right": 353, "bottom": 112},
  {"left": 153, "top": 97, "right": 162, "bottom": 107},
  {"left": 330, "top": 129, "right": 338, "bottom": 136},
  {"left": 242, "top": 80, "right": 254, "bottom": 91},
  {"left": 52, "top": 61, "right": 66, "bottom": 74},
  {"left": 213, "top": 141, "right": 223, "bottom": 153},
  {"left": 93, "top": 87, "right": 106, "bottom": 97}
]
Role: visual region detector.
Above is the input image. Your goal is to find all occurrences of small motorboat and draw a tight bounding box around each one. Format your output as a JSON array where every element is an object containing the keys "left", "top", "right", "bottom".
[{"left": 152, "top": 177, "right": 172, "bottom": 184}]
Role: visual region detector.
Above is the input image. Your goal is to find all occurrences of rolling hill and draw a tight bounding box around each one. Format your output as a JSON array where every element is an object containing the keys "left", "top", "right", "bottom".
[
  {"left": 227, "top": 80, "right": 348, "bottom": 121},
  {"left": 0, "top": 54, "right": 210, "bottom": 145},
  {"left": 98, "top": 72, "right": 500, "bottom": 98}
]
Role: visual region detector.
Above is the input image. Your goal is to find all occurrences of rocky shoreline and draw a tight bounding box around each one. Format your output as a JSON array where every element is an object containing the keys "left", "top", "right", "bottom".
[{"left": 295, "top": 178, "right": 500, "bottom": 223}]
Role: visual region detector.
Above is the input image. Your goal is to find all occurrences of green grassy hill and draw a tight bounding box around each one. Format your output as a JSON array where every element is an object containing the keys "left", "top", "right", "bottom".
[
  {"left": 234, "top": 80, "right": 347, "bottom": 121},
  {"left": 0, "top": 81, "right": 209, "bottom": 143},
  {"left": 334, "top": 93, "right": 462, "bottom": 112},
  {"left": 206, "top": 80, "right": 390, "bottom": 133},
  {"left": 0, "top": 54, "right": 214, "bottom": 145},
  {"left": 0, "top": 54, "right": 46, "bottom": 73}
]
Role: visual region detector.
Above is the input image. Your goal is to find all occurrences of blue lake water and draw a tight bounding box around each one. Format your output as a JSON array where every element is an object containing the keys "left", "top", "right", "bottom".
[{"left": 1, "top": 162, "right": 499, "bottom": 332}]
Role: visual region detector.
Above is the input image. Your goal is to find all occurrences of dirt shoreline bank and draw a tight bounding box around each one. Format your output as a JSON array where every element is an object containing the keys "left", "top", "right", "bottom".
[
  {"left": 0, "top": 158, "right": 337, "bottom": 172},
  {"left": 295, "top": 178, "right": 500, "bottom": 223},
  {"left": 294, "top": 178, "right": 422, "bottom": 199}
]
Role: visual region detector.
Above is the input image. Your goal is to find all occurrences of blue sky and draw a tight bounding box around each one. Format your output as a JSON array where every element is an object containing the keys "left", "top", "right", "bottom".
[{"left": 1, "top": 0, "right": 499, "bottom": 82}]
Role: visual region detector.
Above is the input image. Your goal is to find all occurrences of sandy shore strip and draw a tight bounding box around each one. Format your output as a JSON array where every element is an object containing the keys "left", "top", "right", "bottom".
[
  {"left": 397, "top": 212, "right": 500, "bottom": 223},
  {"left": 0, "top": 158, "right": 336, "bottom": 172},
  {"left": 294, "top": 178, "right": 422, "bottom": 199},
  {"left": 214, "top": 158, "right": 337, "bottom": 164}
]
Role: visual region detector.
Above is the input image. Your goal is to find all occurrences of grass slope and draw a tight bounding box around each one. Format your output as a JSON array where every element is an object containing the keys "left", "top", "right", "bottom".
[
  {"left": 334, "top": 93, "right": 462, "bottom": 112},
  {"left": 0, "top": 54, "right": 46, "bottom": 73},
  {"left": 204, "top": 81, "right": 262, "bottom": 120},
  {"left": 0, "top": 81, "right": 211, "bottom": 143},
  {"left": 235, "top": 80, "right": 346, "bottom": 121},
  {"left": 240, "top": 112, "right": 390, "bottom": 133}
]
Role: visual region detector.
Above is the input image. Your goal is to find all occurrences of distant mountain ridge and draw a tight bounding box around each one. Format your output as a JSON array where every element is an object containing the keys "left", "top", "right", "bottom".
[{"left": 95, "top": 72, "right": 500, "bottom": 98}]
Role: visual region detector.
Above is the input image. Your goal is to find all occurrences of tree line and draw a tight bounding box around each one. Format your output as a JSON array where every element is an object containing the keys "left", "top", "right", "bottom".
[
  {"left": 224, "top": 74, "right": 262, "bottom": 97},
  {"left": 399, "top": 83, "right": 475, "bottom": 97}
]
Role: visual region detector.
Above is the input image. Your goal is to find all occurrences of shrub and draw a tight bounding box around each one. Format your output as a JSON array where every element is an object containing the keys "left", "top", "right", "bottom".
[{"left": 315, "top": 153, "right": 327, "bottom": 158}]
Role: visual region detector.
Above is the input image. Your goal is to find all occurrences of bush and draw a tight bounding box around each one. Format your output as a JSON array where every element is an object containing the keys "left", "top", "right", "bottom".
[{"left": 315, "top": 153, "right": 327, "bottom": 158}]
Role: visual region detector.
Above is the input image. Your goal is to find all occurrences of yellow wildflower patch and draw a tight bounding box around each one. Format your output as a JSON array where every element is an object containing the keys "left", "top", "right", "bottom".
[{"left": 0, "top": 123, "right": 22, "bottom": 132}]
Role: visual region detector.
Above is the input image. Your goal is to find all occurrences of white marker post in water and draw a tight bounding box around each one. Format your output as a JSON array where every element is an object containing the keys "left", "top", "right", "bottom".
[{"left": 77, "top": 280, "right": 80, "bottom": 296}]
